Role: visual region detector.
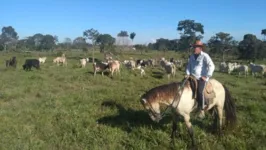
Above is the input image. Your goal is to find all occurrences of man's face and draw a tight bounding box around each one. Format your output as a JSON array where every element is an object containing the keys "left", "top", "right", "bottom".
[{"left": 194, "top": 46, "right": 202, "bottom": 54}]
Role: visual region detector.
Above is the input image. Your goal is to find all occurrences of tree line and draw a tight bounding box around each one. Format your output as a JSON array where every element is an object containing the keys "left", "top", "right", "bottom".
[
  {"left": 0, "top": 20, "right": 266, "bottom": 60},
  {"left": 0, "top": 26, "right": 136, "bottom": 53}
]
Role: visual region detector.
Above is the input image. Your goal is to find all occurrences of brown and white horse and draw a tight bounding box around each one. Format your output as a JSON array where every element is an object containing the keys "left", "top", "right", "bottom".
[{"left": 140, "top": 76, "right": 237, "bottom": 148}]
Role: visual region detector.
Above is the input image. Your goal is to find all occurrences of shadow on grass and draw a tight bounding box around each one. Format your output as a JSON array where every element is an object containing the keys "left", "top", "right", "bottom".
[
  {"left": 151, "top": 71, "right": 164, "bottom": 79},
  {"left": 97, "top": 100, "right": 172, "bottom": 133},
  {"left": 98, "top": 100, "right": 225, "bottom": 140},
  {"left": 67, "top": 56, "right": 83, "bottom": 60},
  {"left": 87, "top": 71, "right": 110, "bottom": 77}
]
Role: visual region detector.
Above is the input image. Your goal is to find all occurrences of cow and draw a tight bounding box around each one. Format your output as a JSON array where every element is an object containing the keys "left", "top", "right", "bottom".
[
  {"left": 160, "top": 59, "right": 176, "bottom": 79},
  {"left": 107, "top": 60, "right": 120, "bottom": 77},
  {"left": 236, "top": 65, "right": 249, "bottom": 77},
  {"left": 6, "top": 56, "right": 17, "bottom": 68},
  {"left": 23, "top": 59, "right": 40, "bottom": 71},
  {"left": 170, "top": 58, "right": 183, "bottom": 69},
  {"left": 136, "top": 65, "right": 145, "bottom": 77},
  {"left": 123, "top": 60, "right": 136, "bottom": 70},
  {"left": 164, "top": 62, "right": 176, "bottom": 79},
  {"left": 39, "top": 57, "right": 47, "bottom": 64},
  {"left": 136, "top": 59, "right": 144, "bottom": 66},
  {"left": 249, "top": 63, "right": 265, "bottom": 77},
  {"left": 219, "top": 62, "right": 227, "bottom": 73},
  {"left": 80, "top": 58, "right": 89, "bottom": 68},
  {"left": 93, "top": 62, "right": 109, "bottom": 76},
  {"left": 227, "top": 62, "right": 238, "bottom": 74},
  {"left": 147, "top": 59, "right": 155, "bottom": 67},
  {"left": 53, "top": 54, "right": 67, "bottom": 66}
]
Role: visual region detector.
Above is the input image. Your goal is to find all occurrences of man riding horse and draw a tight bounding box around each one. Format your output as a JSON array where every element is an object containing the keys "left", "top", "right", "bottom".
[{"left": 185, "top": 40, "right": 215, "bottom": 117}]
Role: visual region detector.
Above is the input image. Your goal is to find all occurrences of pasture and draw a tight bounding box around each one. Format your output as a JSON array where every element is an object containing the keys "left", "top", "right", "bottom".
[{"left": 0, "top": 51, "right": 265, "bottom": 150}]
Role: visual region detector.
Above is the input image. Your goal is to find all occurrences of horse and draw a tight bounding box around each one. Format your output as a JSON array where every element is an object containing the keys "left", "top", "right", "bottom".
[{"left": 140, "top": 76, "right": 237, "bottom": 148}]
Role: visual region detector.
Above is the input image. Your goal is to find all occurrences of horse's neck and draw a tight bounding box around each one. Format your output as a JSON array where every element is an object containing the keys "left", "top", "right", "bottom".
[{"left": 158, "top": 98, "right": 179, "bottom": 108}]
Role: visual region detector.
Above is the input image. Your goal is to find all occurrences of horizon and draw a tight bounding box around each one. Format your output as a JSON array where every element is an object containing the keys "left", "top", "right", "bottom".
[{"left": 1, "top": 0, "right": 266, "bottom": 44}]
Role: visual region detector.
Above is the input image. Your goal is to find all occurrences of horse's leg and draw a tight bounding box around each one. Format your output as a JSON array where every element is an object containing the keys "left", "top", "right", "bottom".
[
  {"left": 184, "top": 114, "right": 196, "bottom": 147},
  {"left": 171, "top": 115, "right": 179, "bottom": 139},
  {"left": 217, "top": 106, "right": 224, "bottom": 136}
]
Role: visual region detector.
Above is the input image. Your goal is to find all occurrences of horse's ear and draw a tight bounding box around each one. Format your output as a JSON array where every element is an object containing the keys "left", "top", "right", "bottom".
[{"left": 142, "top": 98, "right": 147, "bottom": 103}]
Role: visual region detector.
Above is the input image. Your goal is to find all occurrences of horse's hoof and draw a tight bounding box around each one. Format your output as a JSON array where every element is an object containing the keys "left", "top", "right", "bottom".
[{"left": 190, "top": 146, "right": 198, "bottom": 150}]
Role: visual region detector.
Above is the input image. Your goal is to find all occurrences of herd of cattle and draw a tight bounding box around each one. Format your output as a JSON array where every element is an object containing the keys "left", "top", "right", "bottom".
[
  {"left": 219, "top": 61, "right": 266, "bottom": 77},
  {"left": 4, "top": 53, "right": 266, "bottom": 78}
]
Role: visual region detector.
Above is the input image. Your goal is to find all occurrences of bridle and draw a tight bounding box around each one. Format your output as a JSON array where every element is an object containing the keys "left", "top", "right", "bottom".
[{"left": 145, "top": 77, "right": 189, "bottom": 120}]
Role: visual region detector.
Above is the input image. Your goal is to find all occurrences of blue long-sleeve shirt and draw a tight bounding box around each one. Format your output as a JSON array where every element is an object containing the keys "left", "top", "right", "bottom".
[{"left": 186, "top": 51, "right": 215, "bottom": 81}]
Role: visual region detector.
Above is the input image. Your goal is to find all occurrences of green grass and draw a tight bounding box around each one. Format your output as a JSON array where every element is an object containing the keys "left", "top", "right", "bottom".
[{"left": 0, "top": 51, "right": 265, "bottom": 150}]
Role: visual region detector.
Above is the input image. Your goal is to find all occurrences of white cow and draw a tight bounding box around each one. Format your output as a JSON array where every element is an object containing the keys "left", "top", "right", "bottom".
[
  {"left": 227, "top": 62, "right": 238, "bottom": 74},
  {"left": 80, "top": 58, "right": 89, "bottom": 68},
  {"left": 219, "top": 62, "right": 227, "bottom": 73},
  {"left": 236, "top": 65, "right": 249, "bottom": 77},
  {"left": 136, "top": 65, "right": 146, "bottom": 77},
  {"left": 39, "top": 57, "right": 47, "bottom": 64},
  {"left": 123, "top": 60, "right": 136, "bottom": 70},
  {"left": 165, "top": 62, "right": 176, "bottom": 79},
  {"left": 249, "top": 63, "right": 265, "bottom": 77}
]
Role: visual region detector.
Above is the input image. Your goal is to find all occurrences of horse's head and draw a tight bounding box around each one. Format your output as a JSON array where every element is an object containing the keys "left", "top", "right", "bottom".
[{"left": 140, "top": 97, "right": 162, "bottom": 123}]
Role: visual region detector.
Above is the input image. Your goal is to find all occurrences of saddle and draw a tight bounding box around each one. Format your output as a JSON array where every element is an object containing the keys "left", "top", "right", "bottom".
[
  {"left": 204, "top": 81, "right": 216, "bottom": 100},
  {"left": 186, "top": 76, "right": 216, "bottom": 102}
]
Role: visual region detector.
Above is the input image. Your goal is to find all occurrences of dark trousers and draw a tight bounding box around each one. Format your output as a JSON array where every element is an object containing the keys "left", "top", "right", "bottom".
[{"left": 197, "top": 79, "right": 207, "bottom": 109}]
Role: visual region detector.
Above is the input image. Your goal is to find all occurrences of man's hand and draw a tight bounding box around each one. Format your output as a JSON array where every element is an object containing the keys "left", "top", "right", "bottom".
[{"left": 201, "top": 76, "right": 207, "bottom": 81}]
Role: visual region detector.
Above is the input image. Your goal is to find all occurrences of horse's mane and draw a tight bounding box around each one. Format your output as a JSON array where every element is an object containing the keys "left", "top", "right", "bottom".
[
  {"left": 141, "top": 82, "right": 180, "bottom": 103},
  {"left": 141, "top": 76, "right": 199, "bottom": 104}
]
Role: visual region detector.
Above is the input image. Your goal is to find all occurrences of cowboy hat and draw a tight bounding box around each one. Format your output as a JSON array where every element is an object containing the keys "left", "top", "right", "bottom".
[{"left": 193, "top": 40, "right": 204, "bottom": 47}]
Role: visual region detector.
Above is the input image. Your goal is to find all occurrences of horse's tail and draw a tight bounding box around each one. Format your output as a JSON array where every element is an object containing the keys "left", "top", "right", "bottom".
[{"left": 222, "top": 84, "right": 237, "bottom": 128}]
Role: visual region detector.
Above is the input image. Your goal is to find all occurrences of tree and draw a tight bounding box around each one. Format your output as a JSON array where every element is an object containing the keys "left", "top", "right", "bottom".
[
  {"left": 0, "top": 26, "right": 19, "bottom": 51},
  {"left": 147, "top": 38, "right": 178, "bottom": 52},
  {"left": 73, "top": 37, "right": 87, "bottom": 49},
  {"left": 208, "top": 32, "right": 235, "bottom": 61},
  {"left": 238, "top": 34, "right": 260, "bottom": 60},
  {"left": 154, "top": 38, "right": 169, "bottom": 56},
  {"left": 83, "top": 28, "right": 99, "bottom": 63},
  {"left": 134, "top": 44, "right": 147, "bottom": 54},
  {"left": 40, "top": 34, "right": 56, "bottom": 50},
  {"left": 130, "top": 32, "right": 136, "bottom": 42},
  {"left": 96, "top": 34, "right": 115, "bottom": 52},
  {"left": 257, "top": 41, "right": 266, "bottom": 59},
  {"left": 64, "top": 38, "right": 72, "bottom": 49},
  {"left": 177, "top": 19, "right": 204, "bottom": 52},
  {"left": 261, "top": 29, "right": 266, "bottom": 41},
  {"left": 117, "top": 31, "right": 130, "bottom": 53}
]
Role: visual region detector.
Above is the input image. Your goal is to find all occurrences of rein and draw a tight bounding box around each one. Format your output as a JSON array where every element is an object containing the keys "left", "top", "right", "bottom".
[{"left": 160, "top": 77, "right": 189, "bottom": 118}]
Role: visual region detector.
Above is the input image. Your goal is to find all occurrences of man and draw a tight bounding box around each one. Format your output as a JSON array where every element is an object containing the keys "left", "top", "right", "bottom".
[{"left": 185, "top": 40, "right": 215, "bottom": 116}]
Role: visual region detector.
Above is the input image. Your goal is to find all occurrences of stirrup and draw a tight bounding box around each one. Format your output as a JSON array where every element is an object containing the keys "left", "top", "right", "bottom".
[
  {"left": 198, "top": 110, "right": 205, "bottom": 119},
  {"left": 202, "top": 105, "right": 208, "bottom": 111}
]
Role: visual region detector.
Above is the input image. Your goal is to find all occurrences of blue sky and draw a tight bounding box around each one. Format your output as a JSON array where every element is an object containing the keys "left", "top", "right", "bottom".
[{"left": 0, "top": 0, "right": 265, "bottom": 44}]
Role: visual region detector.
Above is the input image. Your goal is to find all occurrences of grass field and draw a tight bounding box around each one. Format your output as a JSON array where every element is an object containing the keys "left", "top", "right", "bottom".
[{"left": 0, "top": 51, "right": 265, "bottom": 150}]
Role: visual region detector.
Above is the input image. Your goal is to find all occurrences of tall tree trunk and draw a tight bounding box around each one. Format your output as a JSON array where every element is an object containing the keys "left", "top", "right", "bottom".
[
  {"left": 92, "top": 44, "right": 95, "bottom": 63},
  {"left": 222, "top": 51, "right": 225, "bottom": 62}
]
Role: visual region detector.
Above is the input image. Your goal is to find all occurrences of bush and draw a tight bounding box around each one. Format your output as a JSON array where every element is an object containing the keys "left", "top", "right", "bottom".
[
  {"left": 82, "top": 47, "right": 88, "bottom": 52},
  {"left": 55, "top": 51, "right": 63, "bottom": 57},
  {"left": 0, "top": 45, "right": 4, "bottom": 51}
]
